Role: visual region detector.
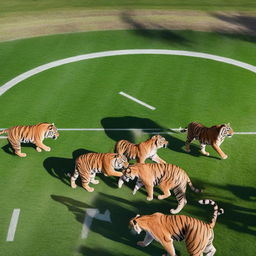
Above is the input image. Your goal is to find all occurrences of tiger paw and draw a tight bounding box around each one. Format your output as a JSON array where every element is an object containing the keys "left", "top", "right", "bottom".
[
  {"left": 17, "top": 152, "right": 27, "bottom": 157},
  {"left": 86, "top": 187, "right": 94, "bottom": 192},
  {"left": 36, "top": 147, "right": 42, "bottom": 152},
  {"left": 44, "top": 146, "right": 51, "bottom": 152},
  {"left": 146, "top": 196, "right": 153, "bottom": 201},
  {"left": 70, "top": 181, "right": 77, "bottom": 189},
  {"left": 158, "top": 195, "right": 165, "bottom": 200},
  {"left": 222, "top": 155, "right": 228, "bottom": 159},
  {"left": 91, "top": 179, "right": 99, "bottom": 185}
]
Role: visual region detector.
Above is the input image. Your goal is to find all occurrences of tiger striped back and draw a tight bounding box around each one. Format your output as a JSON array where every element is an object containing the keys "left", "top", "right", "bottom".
[
  {"left": 115, "top": 135, "right": 168, "bottom": 163},
  {"left": 120, "top": 163, "right": 202, "bottom": 214},
  {"left": 129, "top": 200, "right": 224, "bottom": 256},
  {"left": 0, "top": 122, "right": 59, "bottom": 157},
  {"left": 70, "top": 153, "right": 129, "bottom": 192},
  {"left": 182, "top": 121, "right": 234, "bottom": 159}
]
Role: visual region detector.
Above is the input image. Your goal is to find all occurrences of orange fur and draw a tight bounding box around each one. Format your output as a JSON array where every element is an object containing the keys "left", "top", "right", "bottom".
[
  {"left": 115, "top": 135, "right": 168, "bottom": 163},
  {"left": 0, "top": 122, "right": 59, "bottom": 157},
  {"left": 120, "top": 163, "right": 202, "bottom": 214},
  {"left": 70, "top": 153, "right": 129, "bottom": 192},
  {"left": 182, "top": 122, "right": 234, "bottom": 159},
  {"left": 129, "top": 200, "right": 224, "bottom": 256}
]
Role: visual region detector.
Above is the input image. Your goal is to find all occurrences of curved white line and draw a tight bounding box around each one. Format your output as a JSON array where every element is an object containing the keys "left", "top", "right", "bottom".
[{"left": 0, "top": 49, "right": 255, "bottom": 96}]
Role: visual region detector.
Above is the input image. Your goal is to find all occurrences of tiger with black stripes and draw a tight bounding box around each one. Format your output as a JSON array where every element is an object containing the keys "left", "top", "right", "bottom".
[
  {"left": 115, "top": 135, "right": 168, "bottom": 163},
  {"left": 119, "top": 163, "right": 202, "bottom": 214},
  {"left": 70, "top": 153, "right": 129, "bottom": 192},
  {"left": 129, "top": 199, "right": 224, "bottom": 256},
  {"left": 181, "top": 122, "right": 234, "bottom": 159},
  {"left": 0, "top": 122, "right": 59, "bottom": 157}
]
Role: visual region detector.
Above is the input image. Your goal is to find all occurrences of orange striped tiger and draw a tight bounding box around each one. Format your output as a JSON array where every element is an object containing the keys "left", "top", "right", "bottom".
[
  {"left": 181, "top": 122, "right": 234, "bottom": 159},
  {"left": 0, "top": 122, "right": 59, "bottom": 157},
  {"left": 129, "top": 199, "right": 224, "bottom": 256},
  {"left": 70, "top": 153, "right": 129, "bottom": 192},
  {"left": 115, "top": 135, "right": 168, "bottom": 163},
  {"left": 119, "top": 163, "right": 202, "bottom": 214}
]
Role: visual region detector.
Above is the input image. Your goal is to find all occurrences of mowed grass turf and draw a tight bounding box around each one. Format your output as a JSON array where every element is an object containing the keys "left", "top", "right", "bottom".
[{"left": 0, "top": 30, "right": 255, "bottom": 256}]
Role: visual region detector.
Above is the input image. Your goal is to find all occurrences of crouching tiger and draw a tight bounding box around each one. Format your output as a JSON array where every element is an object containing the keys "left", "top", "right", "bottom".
[
  {"left": 115, "top": 135, "right": 168, "bottom": 163},
  {"left": 181, "top": 122, "right": 234, "bottom": 159},
  {"left": 129, "top": 199, "right": 224, "bottom": 256},
  {"left": 70, "top": 153, "right": 129, "bottom": 192},
  {"left": 119, "top": 163, "right": 202, "bottom": 214},
  {"left": 0, "top": 122, "right": 59, "bottom": 157}
]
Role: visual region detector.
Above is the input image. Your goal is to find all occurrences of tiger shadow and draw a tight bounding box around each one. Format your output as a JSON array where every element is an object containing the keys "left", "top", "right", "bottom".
[
  {"left": 1, "top": 142, "right": 37, "bottom": 156},
  {"left": 101, "top": 116, "right": 201, "bottom": 158},
  {"left": 51, "top": 193, "right": 175, "bottom": 256},
  {"left": 43, "top": 148, "right": 94, "bottom": 187}
]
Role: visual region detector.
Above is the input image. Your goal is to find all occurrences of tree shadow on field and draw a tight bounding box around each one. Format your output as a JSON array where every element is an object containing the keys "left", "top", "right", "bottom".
[
  {"left": 43, "top": 148, "right": 94, "bottom": 187},
  {"left": 101, "top": 116, "right": 203, "bottom": 158},
  {"left": 120, "top": 11, "right": 191, "bottom": 46}
]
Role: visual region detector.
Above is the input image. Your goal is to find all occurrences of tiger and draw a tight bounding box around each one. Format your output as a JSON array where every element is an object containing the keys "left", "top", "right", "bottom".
[
  {"left": 70, "top": 153, "right": 129, "bottom": 192},
  {"left": 115, "top": 135, "right": 168, "bottom": 163},
  {"left": 181, "top": 122, "right": 234, "bottom": 159},
  {"left": 0, "top": 122, "right": 59, "bottom": 157},
  {"left": 129, "top": 199, "right": 224, "bottom": 256},
  {"left": 119, "top": 163, "right": 202, "bottom": 214}
]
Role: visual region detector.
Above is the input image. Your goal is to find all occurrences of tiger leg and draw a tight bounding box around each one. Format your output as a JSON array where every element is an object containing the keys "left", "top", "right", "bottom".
[
  {"left": 144, "top": 184, "right": 154, "bottom": 201},
  {"left": 35, "top": 139, "right": 51, "bottom": 152},
  {"left": 200, "top": 143, "right": 210, "bottom": 156},
  {"left": 70, "top": 169, "right": 79, "bottom": 188},
  {"left": 185, "top": 137, "right": 193, "bottom": 152},
  {"left": 8, "top": 138, "right": 26, "bottom": 157},
  {"left": 170, "top": 187, "right": 187, "bottom": 214},
  {"left": 80, "top": 171, "right": 94, "bottom": 192},
  {"left": 161, "top": 239, "right": 177, "bottom": 256},
  {"left": 133, "top": 179, "right": 144, "bottom": 195},
  {"left": 158, "top": 183, "right": 171, "bottom": 200},
  {"left": 212, "top": 143, "right": 227, "bottom": 159},
  {"left": 151, "top": 154, "right": 166, "bottom": 164},
  {"left": 203, "top": 231, "right": 216, "bottom": 256},
  {"left": 90, "top": 173, "right": 99, "bottom": 184}
]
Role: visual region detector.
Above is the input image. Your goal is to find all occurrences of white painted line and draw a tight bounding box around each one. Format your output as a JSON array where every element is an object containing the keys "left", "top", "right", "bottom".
[
  {"left": 6, "top": 209, "right": 20, "bottom": 242},
  {"left": 81, "top": 209, "right": 99, "bottom": 239},
  {"left": 0, "top": 49, "right": 255, "bottom": 96},
  {"left": 119, "top": 91, "right": 156, "bottom": 110},
  {"left": 0, "top": 129, "right": 255, "bottom": 135},
  {"left": 81, "top": 208, "right": 112, "bottom": 239}
]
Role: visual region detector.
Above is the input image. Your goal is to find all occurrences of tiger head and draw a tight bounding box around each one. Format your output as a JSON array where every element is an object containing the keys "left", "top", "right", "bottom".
[
  {"left": 129, "top": 214, "right": 142, "bottom": 234},
  {"left": 121, "top": 166, "right": 137, "bottom": 182},
  {"left": 221, "top": 123, "right": 234, "bottom": 138},
  {"left": 152, "top": 135, "right": 168, "bottom": 149},
  {"left": 45, "top": 123, "right": 59, "bottom": 140},
  {"left": 112, "top": 154, "right": 129, "bottom": 170}
]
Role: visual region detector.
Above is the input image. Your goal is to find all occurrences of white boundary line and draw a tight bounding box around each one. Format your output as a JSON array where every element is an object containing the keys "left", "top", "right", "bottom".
[
  {"left": 0, "top": 49, "right": 255, "bottom": 96},
  {"left": 6, "top": 209, "right": 20, "bottom": 242},
  {"left": 119, "top": 91, "right": 156, "bottom": 110},
  {"left": 0, "top": 128, "right": 255, "bottom": 135}
]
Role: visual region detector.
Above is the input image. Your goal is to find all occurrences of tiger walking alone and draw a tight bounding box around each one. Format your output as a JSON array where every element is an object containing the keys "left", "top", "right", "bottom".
[
  {"left": 119, "top": 163, "right": 202, "bottom": 214},
  {"left": 70, "top": 153, "right": 129, "bottom": 192},
  {"left": 181, "top": 122, "right": 234, "bottom": 159},
  {"left": 115, "top": 135, "right": 168, "bottom": 163},
  {"left": 129, "top": 199, "right": 224, "bottom": 256},
  {"left": 0, "top": 122, "right": 59, "bottom": 157}
]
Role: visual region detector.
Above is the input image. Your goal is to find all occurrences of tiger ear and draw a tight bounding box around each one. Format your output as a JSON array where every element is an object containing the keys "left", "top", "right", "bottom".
[
  {"left": 136, "top": 214, "right": 140, "bottom": 217},
  {"left": 132, "top": 219, "right": 137, "bottom": 225}
]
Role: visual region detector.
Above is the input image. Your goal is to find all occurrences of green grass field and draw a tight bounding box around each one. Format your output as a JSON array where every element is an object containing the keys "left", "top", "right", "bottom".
[{"left": 0, "top": 2, "right": 256, "bottom": 256}]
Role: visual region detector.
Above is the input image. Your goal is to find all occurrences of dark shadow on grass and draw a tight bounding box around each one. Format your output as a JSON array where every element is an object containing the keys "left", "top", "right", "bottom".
[
  {"left": 43, "top": 148, "right": 94, "bottom": 187},
  {"left": 121, "top": 11, "right": 191, "bottom": 46},
  {"left": 101, "top": 116, "right": 202, "bottom": 158},
  {"left": 227, "top": 184, "right": 256, "bottom": 201},
  {"left": 50, "top": 193, "right": 165, "bottom": 255},
  {"left": 1, "top": 142, "right": 38, "bottom": 156},
  {"left": 211, "top": 13, "right": 256, "bottom": 42}
]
